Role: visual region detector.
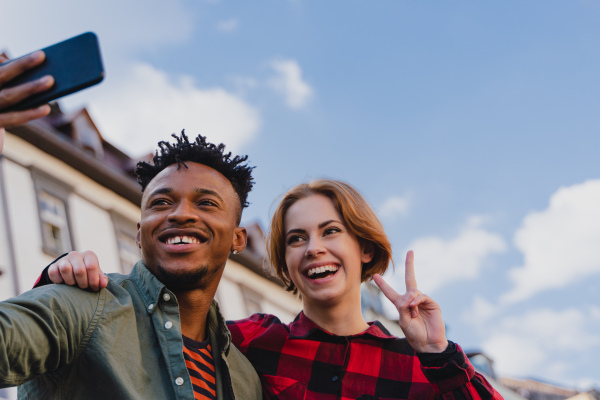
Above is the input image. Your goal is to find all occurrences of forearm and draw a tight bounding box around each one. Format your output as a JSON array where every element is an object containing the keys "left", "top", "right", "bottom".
[
  {"left": 0, "top": 286, "right": 101, "bottom": 386},
  {"left": 418, "top": 343, "right": 503, "bottom": 399}
]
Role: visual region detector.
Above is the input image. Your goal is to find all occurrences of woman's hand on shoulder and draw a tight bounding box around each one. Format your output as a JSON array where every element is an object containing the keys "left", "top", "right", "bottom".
[
  {"left": 373, "top": 250, "right": 448, "bottom": 353},
  {"left": 49, "top": 250, "right": 108, "bottom": 291}
]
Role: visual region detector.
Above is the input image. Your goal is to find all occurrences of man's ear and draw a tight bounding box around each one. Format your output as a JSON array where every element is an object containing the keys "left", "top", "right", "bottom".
[
  {"left": 136, "top": 222, "right": 141, "bottom": 249},
  {"left": 361, "top": 241, "right": 375, "bottom": 264},
  {"left": 232, "top": 227, "right": 247, "bottom": 253}
]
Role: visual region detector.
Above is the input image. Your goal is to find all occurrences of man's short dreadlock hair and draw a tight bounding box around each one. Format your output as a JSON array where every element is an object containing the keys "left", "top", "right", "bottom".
[{"left": 135, "top": 131, "right": 254, "bottom": 221}]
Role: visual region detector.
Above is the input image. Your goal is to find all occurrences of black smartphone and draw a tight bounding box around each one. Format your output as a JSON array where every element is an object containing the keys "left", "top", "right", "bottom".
[{"left": 1, "top": 32, "right": 104, "bottom": 112}]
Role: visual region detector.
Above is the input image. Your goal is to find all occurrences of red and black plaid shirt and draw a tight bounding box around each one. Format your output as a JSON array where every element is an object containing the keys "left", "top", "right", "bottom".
[{"left": 227, "top": 312, "right": 502, "bottom": 400}]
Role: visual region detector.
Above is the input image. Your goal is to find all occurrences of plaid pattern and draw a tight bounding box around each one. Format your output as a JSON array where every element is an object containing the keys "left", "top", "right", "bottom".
[{"left": 228, "top": 313, "right": 502, "bottom": 400}]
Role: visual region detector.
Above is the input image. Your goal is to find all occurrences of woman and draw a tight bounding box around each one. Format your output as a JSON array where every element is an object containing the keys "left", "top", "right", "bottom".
[{"left": 47, "top": 179, "right": 501, "bottom": 399}]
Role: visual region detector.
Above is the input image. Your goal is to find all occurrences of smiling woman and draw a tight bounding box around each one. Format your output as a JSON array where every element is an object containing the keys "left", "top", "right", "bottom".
[{"left": 225, "top": 179, "right": 504, "bottom": 399}]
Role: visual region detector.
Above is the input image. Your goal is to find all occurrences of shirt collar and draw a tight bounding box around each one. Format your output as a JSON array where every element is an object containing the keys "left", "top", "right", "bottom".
[
  {"left": 127, "top": 260, "right": 169, "bottom": 314},
  {"left": 289, "top": 311, "right": 397, "bottom": 340}
]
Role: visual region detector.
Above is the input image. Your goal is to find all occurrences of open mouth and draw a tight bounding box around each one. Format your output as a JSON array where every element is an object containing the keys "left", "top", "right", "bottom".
[
  {"left": 165, "top": 235, "right": 201, "bottom": 245},
  {"left": 159, "top": 230, "right": 208, "bottom": 246},
  {"left": 306, "top": 264, "right": 339, "bottom": 280}
]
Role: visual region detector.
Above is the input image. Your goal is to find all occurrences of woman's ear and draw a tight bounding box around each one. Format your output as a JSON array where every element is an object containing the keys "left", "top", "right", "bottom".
[{"left": 361, "top": 241, "right": 375, "bottom": 264}]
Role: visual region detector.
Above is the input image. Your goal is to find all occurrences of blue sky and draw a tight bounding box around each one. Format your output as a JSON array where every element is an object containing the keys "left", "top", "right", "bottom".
[{"left": 3, "top": 1, "right": 600, "bottom": 390}]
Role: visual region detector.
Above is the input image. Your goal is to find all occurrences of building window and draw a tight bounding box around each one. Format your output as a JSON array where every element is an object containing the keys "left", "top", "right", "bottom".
[
  {"left": 31, "top": 168, "right": 73, "bottom": 257},
  {"left": 111, "top": 212, "right": 140, "bottom": 274},
  {"left": 38, "top": 191, "right": 71, "bottom": 255}
]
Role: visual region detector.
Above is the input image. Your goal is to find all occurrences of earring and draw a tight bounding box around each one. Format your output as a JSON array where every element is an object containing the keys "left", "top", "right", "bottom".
[{"left": 231, "top": 249, "right": 239, "bottom": 255}]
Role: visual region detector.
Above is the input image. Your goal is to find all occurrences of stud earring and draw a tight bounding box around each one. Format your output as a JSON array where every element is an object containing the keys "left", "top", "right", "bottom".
[{"left": 231, "top": 249, "right": 239, "bottom": 255}]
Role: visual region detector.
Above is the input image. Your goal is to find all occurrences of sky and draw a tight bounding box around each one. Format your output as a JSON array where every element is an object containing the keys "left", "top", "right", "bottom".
[{"left": 2, "top": 1, "right": 600, "bottom": 390}]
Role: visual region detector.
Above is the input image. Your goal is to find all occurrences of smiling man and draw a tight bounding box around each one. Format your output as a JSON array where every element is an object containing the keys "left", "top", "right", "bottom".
[{"left": 0, "top": 133, "right": 262, "bottom": 399}]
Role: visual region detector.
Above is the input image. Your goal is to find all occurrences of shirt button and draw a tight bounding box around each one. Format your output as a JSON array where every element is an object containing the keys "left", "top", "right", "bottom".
[
  {"left": 163, "top": 293, "right": 171, "bottom": 301},
  {"left": 175, "top": 377, "right": 184, "bottom": 386},
  {"left": 148, "top": 304, "right": 154, "bottom": 311},
  {"left": 165, "top": 321, "right": 173, "bottom": 329},
  {"left": 332, "top": 376, "right": 339, "bottom": 382}
]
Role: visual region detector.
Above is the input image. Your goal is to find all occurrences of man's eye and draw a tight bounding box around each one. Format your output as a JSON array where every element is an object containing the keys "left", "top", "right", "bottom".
[
  {"left": 151, "top": 199, "right": 170, "bottom": 206},
  {"left": 199, "top": 200, "right": 217, "bottom": 207}
]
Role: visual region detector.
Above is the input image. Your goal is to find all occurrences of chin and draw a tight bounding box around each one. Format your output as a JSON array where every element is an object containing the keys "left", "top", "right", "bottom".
[{"left": 155, "top": 263, "right": 212, "bottom": 291}]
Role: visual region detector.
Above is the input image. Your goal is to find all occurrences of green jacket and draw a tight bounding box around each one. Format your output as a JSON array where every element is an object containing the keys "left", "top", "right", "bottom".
[{"left": 0, "top": 261, "right": 262, "bottom": 400}]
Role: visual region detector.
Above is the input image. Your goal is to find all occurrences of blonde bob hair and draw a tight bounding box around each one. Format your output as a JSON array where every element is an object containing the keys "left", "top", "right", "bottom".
[{"left": 267, "top": 179, "right": 393, "bottom": 293}]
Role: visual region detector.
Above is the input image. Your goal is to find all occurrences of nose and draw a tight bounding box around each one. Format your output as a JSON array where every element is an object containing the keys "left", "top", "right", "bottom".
[
  {"left": 168, "top": 200, "right": 198, "bottom": 224},
  {"left": 305, "top": 237, "right": 326, "bottom": 258}
]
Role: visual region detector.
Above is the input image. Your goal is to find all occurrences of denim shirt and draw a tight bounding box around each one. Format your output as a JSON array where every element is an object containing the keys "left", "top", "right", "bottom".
[{"left": 0, "top": 261, "right": 262, "bottom": 400}]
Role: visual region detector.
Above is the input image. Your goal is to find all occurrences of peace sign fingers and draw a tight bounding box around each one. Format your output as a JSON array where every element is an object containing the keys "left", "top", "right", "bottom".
[{"left": 404, "top": 250, "right": 418, "bottom": 292}]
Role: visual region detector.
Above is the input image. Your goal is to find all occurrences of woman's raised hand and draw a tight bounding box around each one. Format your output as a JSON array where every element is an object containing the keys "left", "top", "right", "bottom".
[
  {"left": 373, "top": 250, "right": 449, "bottom": 353},
  {"left": 49, "top": 250, "right": 108, "bottom": 291}
]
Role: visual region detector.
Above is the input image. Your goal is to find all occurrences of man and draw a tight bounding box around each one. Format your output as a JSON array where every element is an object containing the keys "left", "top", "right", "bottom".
[{"left": 0, "top": 132, "right": 262, "bottom": 399}]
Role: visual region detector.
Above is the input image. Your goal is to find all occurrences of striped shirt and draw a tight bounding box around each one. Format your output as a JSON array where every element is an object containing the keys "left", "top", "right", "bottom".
[{"left": 182, "top": 335, "right": 217, "bottom": 400}]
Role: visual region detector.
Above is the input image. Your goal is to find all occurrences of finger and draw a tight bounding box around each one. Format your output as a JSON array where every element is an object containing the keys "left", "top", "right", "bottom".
[
  {"left": 0, "top": 74, "right": 54, "bottom": 110},
  {"left": 56, "top": 259, "right": 76, "bottom": 286},
  {"left": 71, "top": 255, "right": 90, "bottom": 289},
  {"left": 373, "top": 274, "right": 402, "bottom": 304},
  {"left": 83, "top": 251, "right": 101, "bottom": 291},
  {"left": 405, "top": 250, "right": 418, "bottom": 292},
  {"left": 47, "top": 264, "right": 65, "bottom": 284},
  {"left": 0, "top": 51, "right": 46, "bottom": 85},
  {"left": 100, "top": 273, "right": 109, "bottom": 289},
  {"left": 0, "top": 104, "right": 51, "bottom": 129}
]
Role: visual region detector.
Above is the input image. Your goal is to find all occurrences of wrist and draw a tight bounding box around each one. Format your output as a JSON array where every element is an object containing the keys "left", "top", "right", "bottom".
[{"left": 416, "top": 339, "right": 449, "bottom": 354}]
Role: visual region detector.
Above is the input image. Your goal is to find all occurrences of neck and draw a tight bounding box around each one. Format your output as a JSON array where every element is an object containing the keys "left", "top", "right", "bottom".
[
  {"left": 302, "top": 291, "right": 368, "bottom": 336},
  {"left": 173, "top": 270, "right": 224, "bottom": 342}
]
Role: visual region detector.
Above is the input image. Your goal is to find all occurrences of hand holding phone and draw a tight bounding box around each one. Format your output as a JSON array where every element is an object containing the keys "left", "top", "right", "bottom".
[
  {"left": 0, "top": 32, "right": 104, "bottom": 154},
  {"left": 0, "top": 51, "right": 54, "bottom": 154}
]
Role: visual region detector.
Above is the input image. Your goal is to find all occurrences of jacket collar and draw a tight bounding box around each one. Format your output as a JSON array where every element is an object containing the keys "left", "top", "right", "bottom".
[
  {"left": 127, "top": 260, "right": 232, "bottom": 354},
  {"left": 289, "top": 311, "right": 397, "bottom": 340},
  {"left": 128, "top": 260, "right": 167, "bottom": 314},
  {"left": 207, "top": 299, "right": 232, "bottom": 355}
]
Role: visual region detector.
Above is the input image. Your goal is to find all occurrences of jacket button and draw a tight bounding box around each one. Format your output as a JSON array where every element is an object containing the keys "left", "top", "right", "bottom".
[
  {"left": 163, "top": 293, "right": 171, "bottom": 301},
  {"left": 165, "top": 321, "right": 173, "bottom": 329},
  {"left": 148, "top": 304, "right": 154, "bottom": 311},
  {"left": 175, "top": 377, "right": 184, "bottom": 386}
]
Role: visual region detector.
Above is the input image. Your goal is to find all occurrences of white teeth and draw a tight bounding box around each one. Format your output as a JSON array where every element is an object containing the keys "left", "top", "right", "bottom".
[
  {"left": 166, "top": 236, "right": 200, "bottom": 245},
  {"left": 307, "top": 265, "right": 339, "bottom": 277}
]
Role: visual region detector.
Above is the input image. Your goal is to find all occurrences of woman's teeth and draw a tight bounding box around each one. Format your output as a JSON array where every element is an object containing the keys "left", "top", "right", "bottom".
[
  {"left": 307, "top": 265, "right": 339, "bottom": 278},
  {"left": 166, "top": 236, "right": 199, "bottom": 245}
]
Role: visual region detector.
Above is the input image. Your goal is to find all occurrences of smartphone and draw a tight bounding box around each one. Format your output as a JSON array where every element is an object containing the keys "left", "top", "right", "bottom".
[{"left": 1, "top": 32, "right": 104, "bottom": 112}]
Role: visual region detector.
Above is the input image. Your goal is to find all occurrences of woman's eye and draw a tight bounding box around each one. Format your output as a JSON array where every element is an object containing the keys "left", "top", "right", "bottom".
[
  {"left": 324, "top": 227, "right": 341, "bottom": 236},
  {"left": 286, "top": 235, "right": 304, "bottom": 245}
]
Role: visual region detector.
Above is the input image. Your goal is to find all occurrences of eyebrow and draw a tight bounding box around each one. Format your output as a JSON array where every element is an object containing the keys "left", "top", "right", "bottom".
[
  {"left": 146, "top": 187, "right": 224, "bottom": 203},
  {"left": 194, "top": 188, "right": 224, "bottom": 203},
  {"left": 285, "top": 220, "right": 341, "bottom": 236}
]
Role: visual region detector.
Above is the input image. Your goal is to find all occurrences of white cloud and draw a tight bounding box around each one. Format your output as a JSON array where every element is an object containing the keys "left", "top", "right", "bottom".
[
  {"left": 268, "top": 59, "right": 313, "bottom": 109},
  {"left": 86, "top": 63, "right": 260, "bottom": 157},
  {"left": 501, "top": 180, "right": 600, "bottom": 304},
  {"left": 378, "top": 195, "right": 411, "bottom": 220},
  {"left": 482, "top": 307, "right": 600, "bottom": 383},
  {"left": 403, "top": 216, "right": 506, "bottom": 294},
  {"left": 217, "top": 18, "right": 239, "bottom": 33},
  {"left": 462, "top": 295, "right": 499, "bottom": 326}
]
